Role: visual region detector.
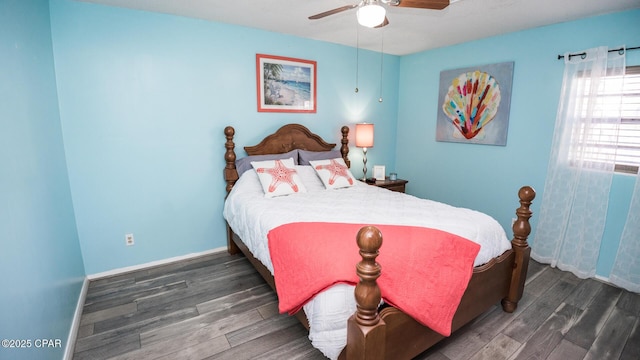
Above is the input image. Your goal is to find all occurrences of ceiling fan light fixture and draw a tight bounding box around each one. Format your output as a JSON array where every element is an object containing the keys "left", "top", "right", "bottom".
[{"left": 357, "top": 3, "right": 386, "bottom": 28}]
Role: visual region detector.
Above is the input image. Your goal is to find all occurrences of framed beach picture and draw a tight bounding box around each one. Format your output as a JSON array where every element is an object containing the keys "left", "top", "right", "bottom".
[{"left": 256, "top": 54, "right": 316, "bottom": 113}]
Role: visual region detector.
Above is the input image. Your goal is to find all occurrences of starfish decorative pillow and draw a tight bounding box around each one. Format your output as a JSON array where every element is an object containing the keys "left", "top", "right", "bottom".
[
  {"left": 309, "top": 158, "right": 356, "bottom": 189},
  {"left": 251, "top": 158, "right": 307, "bottom": 198}
]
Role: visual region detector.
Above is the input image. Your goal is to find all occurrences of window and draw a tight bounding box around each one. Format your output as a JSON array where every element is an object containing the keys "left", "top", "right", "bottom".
[
  {"left": 569, "top": 65, "right": 640, "bottom": 174},
  {"left": 617, "top": 66, "right": 640, "bottom": 173}
]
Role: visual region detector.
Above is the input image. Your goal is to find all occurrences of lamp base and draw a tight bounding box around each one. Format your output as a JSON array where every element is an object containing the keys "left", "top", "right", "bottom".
[{"left": 361, "top": 148, "right": 368, "bottom": 181}]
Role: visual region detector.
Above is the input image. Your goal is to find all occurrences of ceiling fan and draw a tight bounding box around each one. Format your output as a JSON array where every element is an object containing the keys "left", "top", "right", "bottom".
[{"left": 308, "top": 0, "right": 450, "bottom": 28}]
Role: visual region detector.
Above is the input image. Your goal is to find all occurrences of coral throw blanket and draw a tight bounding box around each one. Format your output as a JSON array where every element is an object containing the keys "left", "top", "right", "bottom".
[{"left": 267, "top": 222, "right": 481, "bottom": 336}]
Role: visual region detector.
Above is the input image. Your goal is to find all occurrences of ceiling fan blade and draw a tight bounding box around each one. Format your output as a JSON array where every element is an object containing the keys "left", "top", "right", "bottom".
[
  {"left": 308, "top": 4, "right": 358, "bottom": 20},
  {"left": 395, "top": 0, "right": 450, "bottom": 10},
  {"left": 374, "top": 17, "right": 390, "bottom": 28}
]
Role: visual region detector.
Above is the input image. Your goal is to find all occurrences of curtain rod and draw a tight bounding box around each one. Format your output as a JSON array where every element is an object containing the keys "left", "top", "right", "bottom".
[{"left": 557, "top": 46, "right": 640, "bottom": 60}]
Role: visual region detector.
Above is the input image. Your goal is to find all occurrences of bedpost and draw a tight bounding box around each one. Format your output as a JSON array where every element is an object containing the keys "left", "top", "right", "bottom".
[
  {"left": 341, "top": 126, "right": 350, "bottom": 168},
  {"left": 501, "top": 186, "right": 536, "bottom": 312},
  {"left": 224, "top": 126, "right": 239, "bottom": 193},
  {"left": 224, "top": 126, "right": 240, "bottom": 255},
  {"left": 347, "top": 226, "right": 386, "bottom": 360}
]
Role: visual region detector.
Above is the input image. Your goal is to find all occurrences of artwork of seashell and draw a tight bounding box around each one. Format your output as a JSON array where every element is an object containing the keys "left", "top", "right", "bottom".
[{"left": 442, "top": 70, "right": 501, "bottom": 140}]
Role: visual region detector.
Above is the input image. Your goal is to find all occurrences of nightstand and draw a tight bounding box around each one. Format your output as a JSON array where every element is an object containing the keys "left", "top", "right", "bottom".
[{"left": 365, "top": 178, "right": 408, "bottom": 193}]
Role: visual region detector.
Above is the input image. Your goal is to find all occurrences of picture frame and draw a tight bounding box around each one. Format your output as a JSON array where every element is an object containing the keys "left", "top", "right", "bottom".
[
  {"left": 373, "top": 165, "right": 386, "bottom": 181},
  {"left": 436, "top": 61, "right": 514, "bottom": 146},
  {"left": 256, "top": 54, "right": 316, "bottom": 113}
]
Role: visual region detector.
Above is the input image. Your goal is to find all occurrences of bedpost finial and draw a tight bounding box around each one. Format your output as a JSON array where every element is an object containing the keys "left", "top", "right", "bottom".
[
  {"left": 224, "top": 126, "right": 235, "bottom": 137},
  {"left": 518, "top": 186, "right": 535, "bottom": 203},
  {"left": 357, "top": 226, "right": 383, "bottom": 253}
]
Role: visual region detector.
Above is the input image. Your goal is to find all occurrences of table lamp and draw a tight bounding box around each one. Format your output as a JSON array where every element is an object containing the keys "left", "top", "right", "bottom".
[{"left": 355, "top": 123, "right": 374, "bottom": 181}]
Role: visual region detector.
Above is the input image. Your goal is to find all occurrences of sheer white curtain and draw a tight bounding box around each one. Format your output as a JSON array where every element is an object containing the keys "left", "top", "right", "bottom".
[
  {"left": 610, "top": 163, "right": 640, "bottom": 292},
  {"left": 532, "top": 47, "right": 626, "bottom": 278}
]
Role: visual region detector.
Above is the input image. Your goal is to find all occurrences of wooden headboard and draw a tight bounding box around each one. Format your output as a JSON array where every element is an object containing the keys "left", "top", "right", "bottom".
[{"left": 224, "top": 123, "right": 350, "bottom": 192}]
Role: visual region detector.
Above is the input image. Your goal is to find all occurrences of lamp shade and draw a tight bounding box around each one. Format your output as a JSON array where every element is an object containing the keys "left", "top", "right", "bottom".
[
  {"left": 356, "top": 3, "right": 386, "bottom": 28},
  {"left": 355, "top": 123, "right": 374, "bottom": 148}
]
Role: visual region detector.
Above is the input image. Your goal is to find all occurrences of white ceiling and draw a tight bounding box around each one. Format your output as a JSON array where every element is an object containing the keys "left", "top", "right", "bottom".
[{"left": 79, "top": 0, "right": 640, "bottom": 55}]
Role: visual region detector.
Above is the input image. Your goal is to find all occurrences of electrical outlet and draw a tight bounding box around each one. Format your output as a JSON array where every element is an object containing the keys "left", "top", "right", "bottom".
[{"left": 125, "top": 233, "right": 135, "bottom": 246}]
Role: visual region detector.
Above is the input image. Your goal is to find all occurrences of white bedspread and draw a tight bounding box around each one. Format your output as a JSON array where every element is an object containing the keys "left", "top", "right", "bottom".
[{"left": 223, "top": 166, "right": 511, "bottom": 359}]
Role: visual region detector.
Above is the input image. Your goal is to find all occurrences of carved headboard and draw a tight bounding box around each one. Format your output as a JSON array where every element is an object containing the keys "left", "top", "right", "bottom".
[{"left": 224, "top": 123, "right": 350, "bottom": 193}]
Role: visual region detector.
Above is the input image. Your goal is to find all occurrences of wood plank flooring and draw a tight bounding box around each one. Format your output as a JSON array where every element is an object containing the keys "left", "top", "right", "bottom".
[{"left": 73, "top": 252, "right": 640, "bottom": 360}]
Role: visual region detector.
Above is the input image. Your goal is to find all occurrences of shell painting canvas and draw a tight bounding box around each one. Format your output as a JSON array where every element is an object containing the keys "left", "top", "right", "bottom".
[{"left": 436, "top": 62, "right": 514, "bottom": 145}]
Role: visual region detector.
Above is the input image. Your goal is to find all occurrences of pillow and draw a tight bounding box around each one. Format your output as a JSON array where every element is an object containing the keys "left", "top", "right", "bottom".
[
  {"left": 298, "top": 149, "right": 342, "bottom": 165},
  {"left": 235, "top": 149, "right": 298, "bottom": 176},
  {"left": 295, "top": 165, "right": 327, "bottom": 192},
  {"left": 309, "top": 158, "right": 357, "bottom": 189},
  {"left": 251, "top": 158, "right": 307, "bottom": 197}
]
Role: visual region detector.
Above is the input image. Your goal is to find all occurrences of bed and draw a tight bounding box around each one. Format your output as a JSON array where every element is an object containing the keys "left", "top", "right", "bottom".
[{"left": 223, "top": 123, "right": 535, "bottom": 360}]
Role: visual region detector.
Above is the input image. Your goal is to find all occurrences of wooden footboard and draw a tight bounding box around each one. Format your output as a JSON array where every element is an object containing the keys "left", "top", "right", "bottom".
[{"left": 344, "top": 186, "right": 535, "bottom": 360}]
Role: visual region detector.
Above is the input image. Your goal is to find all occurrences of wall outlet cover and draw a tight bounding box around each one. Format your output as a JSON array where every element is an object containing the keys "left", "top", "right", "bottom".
[{"left": 125, "top": 233, "right": 134, "bottom": 246}]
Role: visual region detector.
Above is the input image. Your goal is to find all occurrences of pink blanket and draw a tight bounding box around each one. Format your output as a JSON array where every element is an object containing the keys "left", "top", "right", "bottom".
[{"left": 267, "top": 222, "right": 481, "bottom": 336}]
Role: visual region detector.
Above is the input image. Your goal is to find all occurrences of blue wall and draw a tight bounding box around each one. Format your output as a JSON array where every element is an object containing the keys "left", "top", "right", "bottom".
[
  {"left": 46, "top": 1, "right": 640, "bottom": 277},
  {"left": 49, "top": 0, "right": 400, "bottom": 274},
  {"left": 0, "top": 0, "right": 85, "bottom": 359},
  {"left": 396, "top": 9, "right": 640, "bottom": 278}
]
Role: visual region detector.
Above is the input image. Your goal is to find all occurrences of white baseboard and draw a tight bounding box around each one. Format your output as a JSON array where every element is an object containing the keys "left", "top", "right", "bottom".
[
  {"left": 87, "top": 247, "right": 227, "bottom": 280},
  {"left": 64, "top": 277, "right": 89, "bottom": 360}
]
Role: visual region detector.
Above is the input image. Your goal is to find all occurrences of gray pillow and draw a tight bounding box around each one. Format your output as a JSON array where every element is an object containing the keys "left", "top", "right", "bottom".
[
  {"left": 235, "top": 149, "right": 299, "bottom": 176},
  {"left": 298, "top": 149, "right": 342, "bottom": 165}
]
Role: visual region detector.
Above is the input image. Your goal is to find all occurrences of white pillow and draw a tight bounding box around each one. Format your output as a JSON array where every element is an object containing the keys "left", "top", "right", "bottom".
[
  {"left": 251, "top": 158, "right": 307, "bottom": 197},
  {"left": 309, "top": 158, "right": 357, "bottom": 189}
]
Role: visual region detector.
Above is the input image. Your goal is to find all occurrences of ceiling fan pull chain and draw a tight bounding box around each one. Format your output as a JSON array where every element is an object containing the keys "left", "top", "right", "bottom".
[
  {"left": 355, "top": 24, "right": 360, "bottom": 93},
  {"left": 379, "top": 29, "right": 384, "bottom": 102}
]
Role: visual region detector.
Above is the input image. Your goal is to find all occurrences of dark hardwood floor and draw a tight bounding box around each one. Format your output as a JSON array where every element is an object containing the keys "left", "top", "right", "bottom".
[{"left": 72, "top": 251, "right": 640, "bottom": 360}]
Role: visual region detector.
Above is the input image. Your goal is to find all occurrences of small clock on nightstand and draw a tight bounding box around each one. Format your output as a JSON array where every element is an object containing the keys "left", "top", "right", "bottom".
[{"left": 363, "top": 177, "right": 408, "bottom": 193}]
